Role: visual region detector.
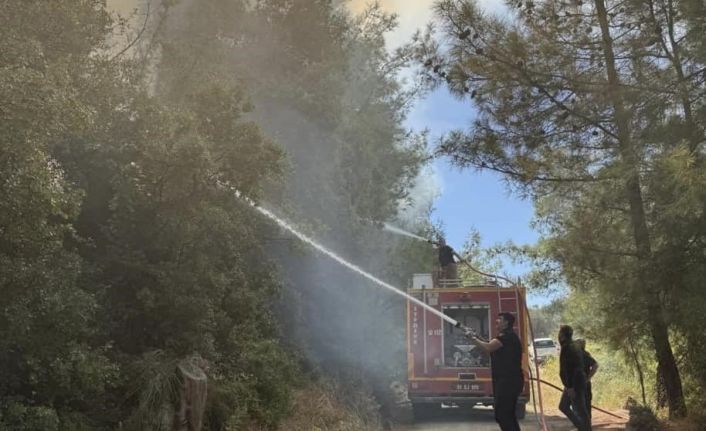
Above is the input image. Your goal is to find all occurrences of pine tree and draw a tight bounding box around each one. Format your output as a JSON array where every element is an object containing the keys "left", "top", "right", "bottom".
[{"left": 412, "top": 0, "right": 705, "bottom": 417}]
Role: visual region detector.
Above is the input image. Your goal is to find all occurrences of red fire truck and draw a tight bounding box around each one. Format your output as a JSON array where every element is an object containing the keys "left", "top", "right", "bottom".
[{"left": 406, "top": 273, "right": 530, "bottom": 419}]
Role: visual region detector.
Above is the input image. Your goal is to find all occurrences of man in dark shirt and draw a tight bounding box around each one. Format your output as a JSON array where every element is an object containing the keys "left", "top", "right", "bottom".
[
  {"left": 558, "top": 325, "right": 591, "bottom": 431},
  {"left": 467, "top": 312, "right": 524, "bottom": 431},
  {"left": 576, "top": 338, "right": 599, "bottom": 421},
  {"left": 432, "top": 238, "right": 458, "bottom": 281}
]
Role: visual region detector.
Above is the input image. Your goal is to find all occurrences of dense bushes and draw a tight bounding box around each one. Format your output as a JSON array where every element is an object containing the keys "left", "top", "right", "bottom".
[
  {"left": 0, "top": 0, "right": 430, "bottom": 428},
  {"left": 0, "top": 1, "right": 298, "bottom": 428}
]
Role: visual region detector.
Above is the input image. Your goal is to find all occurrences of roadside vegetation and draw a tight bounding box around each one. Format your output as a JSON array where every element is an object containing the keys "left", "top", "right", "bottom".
[
  {"left": 537, "top": 344, "right": 648, "bottom": 411},
  {"left": 0, "top": 1, "right": 425, "bottom": 429},
  {"left": 274, "top": 377, "right": 383, "bottom": 431},
  {"left": 529, "top": 297, "right": 706, "bottom": 429}
]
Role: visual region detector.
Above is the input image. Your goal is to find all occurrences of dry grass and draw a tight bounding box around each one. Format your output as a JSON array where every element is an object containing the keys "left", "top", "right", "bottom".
[
  {"left": 273, "top": 383, "right": 382, "bottom": 431},
  {"left": 664, "top": 417, "right": 706, "bottom": 431},
  {"left": 529, "top": 343, "right": 647, "bottom": 412}
]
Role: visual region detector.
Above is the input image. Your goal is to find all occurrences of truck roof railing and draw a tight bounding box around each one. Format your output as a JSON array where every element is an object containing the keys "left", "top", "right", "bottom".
[{"left": 409, "top": 278, "right": 519, "bottom": 289}]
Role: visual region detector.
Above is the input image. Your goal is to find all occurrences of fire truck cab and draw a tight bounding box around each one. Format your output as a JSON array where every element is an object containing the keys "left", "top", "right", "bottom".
[{"left": 406, "top": 274, "right": 530, "bottom": 419}]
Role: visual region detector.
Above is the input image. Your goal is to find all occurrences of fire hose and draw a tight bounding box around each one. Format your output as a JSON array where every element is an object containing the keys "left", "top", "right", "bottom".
[
  {"left": 451, "top": 253, "right": 550, "bottom": 431},
  {"left": 451, "top": 253, "right": 629, "bottom": 428},
  {"left": 529, "top": 377, "right": 629, "bottom": 420}
]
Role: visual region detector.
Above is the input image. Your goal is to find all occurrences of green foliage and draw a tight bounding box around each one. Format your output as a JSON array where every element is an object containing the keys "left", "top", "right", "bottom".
[
  {"left": 527, "top": 298, "right": 565, "bottom": 338},
  {"left": 539, "top": 341, "right": 651, "bottom": 410},
  {"left": 1, "top": 0, "right": 301, "bottom": 428},
  {"left": 0, "top": 403, "right": 60, "bottom": 431},
  {"left": 121, "top": 352, "right": 181, "bottom": 431},
  {"left": 589, "top": 344, "right": 654, "bottom": 409},
  {"left": 0, "top": 1, "right": 120, "bottom": 427},
  {"left": 81, "top": 83, "right": 294, "bottom": 428},
  {"left": 456, "top": 227, "right": 504, "bottom": 284}
]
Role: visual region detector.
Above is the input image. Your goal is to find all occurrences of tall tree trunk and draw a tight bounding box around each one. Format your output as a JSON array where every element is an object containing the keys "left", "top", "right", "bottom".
[
  {"left": 594, "top": 0, "right": 687, "bottom": 418},
  {"left": 628, "top": 338, "right": 648, "bottom": 406}
]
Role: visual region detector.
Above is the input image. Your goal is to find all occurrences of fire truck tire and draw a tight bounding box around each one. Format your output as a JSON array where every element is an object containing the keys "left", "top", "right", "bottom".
[{"left": 516, "top": 401, "right": 526, "bottom": 419}]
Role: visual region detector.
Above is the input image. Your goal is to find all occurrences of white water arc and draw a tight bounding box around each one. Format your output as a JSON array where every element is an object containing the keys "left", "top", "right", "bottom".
[
  {"left": 382, "top": 223, "right": 429, "bottom": 242},
  {"left": 234, "top": 191, "right": 458, "bottom": 327}
]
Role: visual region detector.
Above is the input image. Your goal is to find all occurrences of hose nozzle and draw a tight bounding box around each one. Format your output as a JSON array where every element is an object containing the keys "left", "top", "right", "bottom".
[{"left": 455, "top": 322, "right": 477, "bottom": 338}]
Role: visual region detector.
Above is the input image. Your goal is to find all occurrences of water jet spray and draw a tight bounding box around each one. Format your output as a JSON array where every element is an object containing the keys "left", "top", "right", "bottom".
[
  {"left": 381, "top": 223, "right": 429, "bottom": 242},
  {"left": 232, "top": 190, "right": 466, "bottom": 329}
]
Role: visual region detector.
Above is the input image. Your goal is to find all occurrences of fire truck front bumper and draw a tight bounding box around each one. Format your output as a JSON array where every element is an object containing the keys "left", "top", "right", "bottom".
[{"left": 409, "top": 395, "right": 528, "bottom": 406}]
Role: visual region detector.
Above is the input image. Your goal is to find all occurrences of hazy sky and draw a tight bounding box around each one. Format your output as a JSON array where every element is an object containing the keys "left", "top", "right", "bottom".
[
  {"left": 349, "top": 0, "right": 508, "bottom": 47},
  {"left": 107, "top": 0, "right": 138, "bottom": 14},
  {"left": 349, "top": 0, "right": 437, "bottom": 48}
]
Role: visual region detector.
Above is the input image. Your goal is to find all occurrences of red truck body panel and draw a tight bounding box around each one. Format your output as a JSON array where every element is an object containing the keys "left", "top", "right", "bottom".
[{"left": 406, "top": 284, "right": 530, "bottom": 405}]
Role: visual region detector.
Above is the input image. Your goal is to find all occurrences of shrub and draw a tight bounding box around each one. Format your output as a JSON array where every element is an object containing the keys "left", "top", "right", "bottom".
[{"left": 625, "top": 399, "right": 664, "bottom": 431}]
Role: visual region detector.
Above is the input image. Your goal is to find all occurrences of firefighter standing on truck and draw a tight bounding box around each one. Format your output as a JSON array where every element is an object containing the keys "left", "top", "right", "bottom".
[
  {"left": 467, "top": 312, "right": 523, "bottom": 431},
  {"left": 430, "top": 238, "right": 458, "bottom": 281}
]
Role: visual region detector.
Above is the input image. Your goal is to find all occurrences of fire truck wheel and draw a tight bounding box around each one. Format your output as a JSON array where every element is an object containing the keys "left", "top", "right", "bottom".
[{"left": 516, "top": 401, "right": 526, "bottom": 419}]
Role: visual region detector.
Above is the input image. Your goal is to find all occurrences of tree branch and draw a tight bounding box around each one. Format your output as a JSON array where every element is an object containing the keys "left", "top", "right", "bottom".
[{"left": 110, "top": 1, "right": 152, "bottom": 62}]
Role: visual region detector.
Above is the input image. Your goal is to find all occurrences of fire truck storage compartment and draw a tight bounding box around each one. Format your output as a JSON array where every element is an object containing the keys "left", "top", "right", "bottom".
[
  {"left": 442, "top": 303, "right": 491, "bottom": 368},
  {"left": 412, "top": 273, "right": 433, "bottom": 290}
]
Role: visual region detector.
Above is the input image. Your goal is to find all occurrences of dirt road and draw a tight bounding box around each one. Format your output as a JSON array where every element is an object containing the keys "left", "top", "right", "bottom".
[
  {"left": 392, "top": 406, "right": 542, "bottom": 431},
  {"left": 392, "top": 406, "right": 627, "bottom": 431}
]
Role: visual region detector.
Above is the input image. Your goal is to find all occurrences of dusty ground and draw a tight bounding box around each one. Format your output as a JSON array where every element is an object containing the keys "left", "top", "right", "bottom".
[
  {"left": 392, "top": 405, "right": 628, "bottom": 431},
  {"left": 543, "top": 408, "right": 628, "bottom": 431}
]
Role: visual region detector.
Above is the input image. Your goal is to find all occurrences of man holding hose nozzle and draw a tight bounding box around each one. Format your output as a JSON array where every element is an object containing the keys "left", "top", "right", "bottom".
[{"left": 466, "top": 312, "right": 523, "bottom": 431}]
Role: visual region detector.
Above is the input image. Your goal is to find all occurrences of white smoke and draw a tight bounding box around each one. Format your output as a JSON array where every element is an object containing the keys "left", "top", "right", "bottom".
[{"left": 396, "top": 163, "right": 441, "bottom": 227}]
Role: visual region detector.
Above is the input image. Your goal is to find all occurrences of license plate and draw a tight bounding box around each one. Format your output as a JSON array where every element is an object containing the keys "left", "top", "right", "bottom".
[{"left": 454, "top": 383, "right": 481, "bottom": 391}]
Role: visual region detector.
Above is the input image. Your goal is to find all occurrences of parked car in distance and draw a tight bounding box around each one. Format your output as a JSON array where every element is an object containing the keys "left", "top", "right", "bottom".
[{"left": 530, "top": 338, "right": 558, "bottom": 364}]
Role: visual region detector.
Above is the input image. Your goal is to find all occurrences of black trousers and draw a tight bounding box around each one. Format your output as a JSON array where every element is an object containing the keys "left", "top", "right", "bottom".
[
  {"left": 493, "top": 379, "right": 522, "bottom": 431},
  {"left": 559, "top": 386, "right": 591, "bottom": 431},
  {"left": 586, "top": 381, "right": 593, "bottom": 420}
]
